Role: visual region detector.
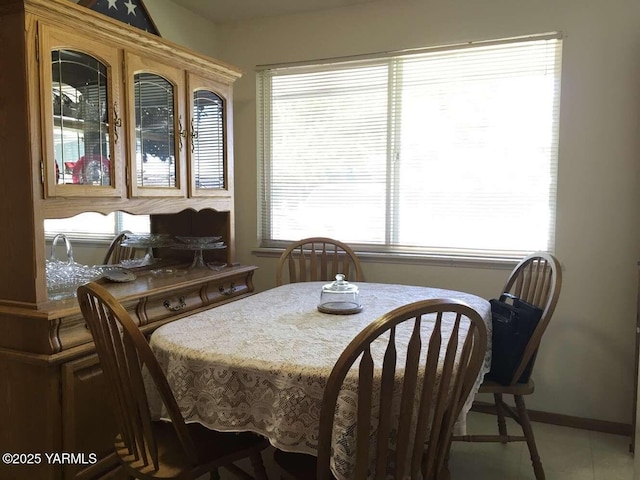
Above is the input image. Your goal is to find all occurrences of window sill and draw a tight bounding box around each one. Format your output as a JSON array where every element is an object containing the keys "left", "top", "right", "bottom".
[
  {"left": 252, "top": 247, "right": 519, "bottom": 270},
  {"left": 45, "top": 233, "right": 112, "bottom": 247}
]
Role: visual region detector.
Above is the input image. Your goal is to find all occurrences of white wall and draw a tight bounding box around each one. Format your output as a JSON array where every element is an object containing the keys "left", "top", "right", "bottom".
[
  {"left": 207, "top": 0, "right": 640, "bottom": 425},
  {"left": 142, "top": 0, "right": 220, "bottom": 57},
  {"left": 71, "top": 0, "right": 220, "bottom": 57}
]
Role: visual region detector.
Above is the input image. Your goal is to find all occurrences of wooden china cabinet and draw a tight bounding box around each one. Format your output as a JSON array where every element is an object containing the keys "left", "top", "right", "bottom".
[{"left": 0, "top": 1, "right": 255, "bottom": 479}]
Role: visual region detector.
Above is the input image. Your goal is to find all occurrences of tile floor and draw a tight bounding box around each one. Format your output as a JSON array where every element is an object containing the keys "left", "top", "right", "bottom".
[
  {"left": 449, "top": 412, "right": 633, "bottom": 479},
  {"left": 221, "top": 411, "right": 634, "bottom": 479}
]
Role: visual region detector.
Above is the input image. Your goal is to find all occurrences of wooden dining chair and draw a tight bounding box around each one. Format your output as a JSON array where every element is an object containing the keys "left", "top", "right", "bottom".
[
  {"left": 77, "top": 282, "right": 269, "bottom": 480},
  {"left": 455, "top": 252, "right": 562, "bottom": 480},
  {"left": 103, "top": 230, "right": 139, "bottom": 265},
  {"left": 275, "top": 237, "right": 364, "bottom": 286},
  {"left": 273, "top": 298, "right": 488, "bottom": 480}
]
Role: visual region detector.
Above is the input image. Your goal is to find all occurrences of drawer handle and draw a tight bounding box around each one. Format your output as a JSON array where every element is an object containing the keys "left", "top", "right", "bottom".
[
  {"left": 113, "top": 102, "right": 122, "bottom": 144},
  {"left": 219, "top": 283, "right": 236, "bottom": 296},
  {"left": 163, "top": 296, "right": 186, "bottom": 312}
]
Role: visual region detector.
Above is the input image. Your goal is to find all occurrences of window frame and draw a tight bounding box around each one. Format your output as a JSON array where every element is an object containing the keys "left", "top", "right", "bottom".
[
  {"left": 257, "top": 33, "right": 563, "bottom": 262},
  {"left": 44, "top": 211, "right": 150, "bottom": 244}
]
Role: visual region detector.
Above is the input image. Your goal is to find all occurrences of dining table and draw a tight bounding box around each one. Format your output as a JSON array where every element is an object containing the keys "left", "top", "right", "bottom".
[{"left": 148, "top": 281, "right": 492, "bottom": 478}]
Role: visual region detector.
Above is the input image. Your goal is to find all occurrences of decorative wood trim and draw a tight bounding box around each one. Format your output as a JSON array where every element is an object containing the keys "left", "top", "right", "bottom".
[
  {"left": 472, "top": 401, "right": 631, "bottom": 436},
  {"left": 0, "top": 266, "right": 257, "bottom": 356},
  {"left": 42, "top": 196, "right": 232, "bottom": 220},
  {"left": 23, "top": 0, "right": 242, "bottom": 83}
]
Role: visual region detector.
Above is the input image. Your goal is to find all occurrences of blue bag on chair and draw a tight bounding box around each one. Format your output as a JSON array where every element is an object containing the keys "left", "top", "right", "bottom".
[{"left": 488, "top": 293, "right": 543, "bottom": 385}]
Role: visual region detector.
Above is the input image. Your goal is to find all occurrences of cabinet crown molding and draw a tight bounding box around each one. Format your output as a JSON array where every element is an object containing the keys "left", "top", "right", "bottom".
[{"left": 20, "top": 0, "right": 242, "bottom": 83}]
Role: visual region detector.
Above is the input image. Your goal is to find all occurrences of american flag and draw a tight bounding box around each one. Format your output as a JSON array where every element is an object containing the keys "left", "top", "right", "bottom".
[{"left": 82, "top": 0, "right": 160, "bottom": 36}]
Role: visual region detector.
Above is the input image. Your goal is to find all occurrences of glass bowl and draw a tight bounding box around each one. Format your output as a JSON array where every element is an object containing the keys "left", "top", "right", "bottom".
[
  {"left": 46, "top": 234, "right": 103, "bottom": 300},
  {"left": 176, "top": 236, "right": 222, "bottom": 245},
  {"left": 121, "top": 233, "right": 175, "bottom": 247}
]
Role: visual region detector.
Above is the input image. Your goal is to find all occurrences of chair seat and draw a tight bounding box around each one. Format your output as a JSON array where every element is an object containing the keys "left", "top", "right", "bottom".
[
  {"left": 479, "top": 377, "right": 535, "bottom": 396},
  {"left": 273, "top": 449, "right": 336, "bottom": 480},
  {"left": 117, "top": 421, "right": 269, "bottom": 479}
]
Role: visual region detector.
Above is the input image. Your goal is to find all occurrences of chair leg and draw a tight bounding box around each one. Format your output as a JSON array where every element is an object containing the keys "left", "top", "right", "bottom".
[
  {"left": 249, "top": 451, "right": 268, "bottom": 480},
  {"left": 515, "top": 395, "right": 545, "bottom": 480},
  {"left": 438, "top": 441, "right": 453, "bottom": 480},
  {"left": 439, "top": 464, "right": 452, "bottom": 480},
  {"left": 210, "top": 468, "right": 221, "bottom": 480},
  {"left": 494, "top": 393, "right": 508, "bottom": 443}
]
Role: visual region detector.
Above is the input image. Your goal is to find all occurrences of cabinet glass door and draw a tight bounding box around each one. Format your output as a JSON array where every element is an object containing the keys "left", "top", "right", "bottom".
[
  {"left": 187, "top": 74, "right": 231, "bottom": 197},
  {"left": 40, "top": 25, "right": 123, "bottom": 197},
  {"left": 126, "top": 53, "right": 185, "bottom": 197},
  {"left": 134, "top": 73, "right": 177, "bottom": 188},
  {"left": 192, "top": 90, "right": 224, "bottom": 189},
  {"left": 52, "top": 50, "right": 110, "bottom": 186}
]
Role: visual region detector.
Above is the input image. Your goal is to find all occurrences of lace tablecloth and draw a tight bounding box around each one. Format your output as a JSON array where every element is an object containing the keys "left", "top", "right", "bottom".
[{"left": 148, "top": 282, "right": 491, "bottom": 478}]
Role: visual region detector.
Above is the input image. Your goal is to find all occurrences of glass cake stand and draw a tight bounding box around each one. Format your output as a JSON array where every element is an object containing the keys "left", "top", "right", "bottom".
[
  {"left": 173, "top": 236, "right": 226, "bottom": 270},
  {"left": 119, "top": 233, "right": 175, "bottom": 267}
]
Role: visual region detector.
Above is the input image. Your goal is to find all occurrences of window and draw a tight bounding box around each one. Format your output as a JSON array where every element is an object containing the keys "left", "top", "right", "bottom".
[
  {"left": 257, "top": 34, "right": 562, "bottom": 259},
  {"left": 44, "top": 212, "right": 150, "bottom": 240}
]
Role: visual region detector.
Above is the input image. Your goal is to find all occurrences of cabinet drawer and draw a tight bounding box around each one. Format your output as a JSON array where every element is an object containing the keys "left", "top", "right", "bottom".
[
  {"left": 137, "top": 286, "right": 205, "bottom": 324},
  {"left": 203, "top": 276, "right": 250, "bottom": 304}
]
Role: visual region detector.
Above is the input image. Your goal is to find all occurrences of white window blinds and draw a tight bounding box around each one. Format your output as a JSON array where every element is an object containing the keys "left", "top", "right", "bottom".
[
  {"left": 44, "top": 212, "right": 150, "bottom": 239},
  {"left": 257, "top": 34, "right": 562, "bottom": 259}
]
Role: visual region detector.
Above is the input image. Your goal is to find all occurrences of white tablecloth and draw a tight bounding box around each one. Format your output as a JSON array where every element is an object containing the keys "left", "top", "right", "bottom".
[{"left": 148, "top": 282, "right": 491, "bottom": 478}]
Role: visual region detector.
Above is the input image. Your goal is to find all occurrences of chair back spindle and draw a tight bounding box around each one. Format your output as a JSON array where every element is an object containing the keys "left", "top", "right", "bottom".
[
  {"left": 315, "top": 298, "right": 487, "bottom": 480},
  {"left": 277, "top": 237, "right": 364, "bottom": 286},
  {"left": 103, "top": 230, "right": 139, "bottom": 265},
  {"left": 451, "top": 253, "right": 562, "bottom": 480},
  {"left": 78, "top": 283, "right": 200, "bottom": 470},
  {"left": 503, "top": 252, "right": 562, "bottom": 385}
]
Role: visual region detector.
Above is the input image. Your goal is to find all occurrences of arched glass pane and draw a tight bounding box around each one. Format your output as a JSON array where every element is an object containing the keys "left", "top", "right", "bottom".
[
  {"left": 134, "top": 73, "right": 176, "bottom": 187},
  {"left": 193, "top": 90, "right": 225, "bottom": 189},
  {"left": 51, "top": 49, "right": 110, "bottom": 186}
]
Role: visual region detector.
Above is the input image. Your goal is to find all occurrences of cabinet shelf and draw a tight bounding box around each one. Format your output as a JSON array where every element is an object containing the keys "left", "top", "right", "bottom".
[{"left": 53, "top": 114, "right": 109, "bottom": 132}]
